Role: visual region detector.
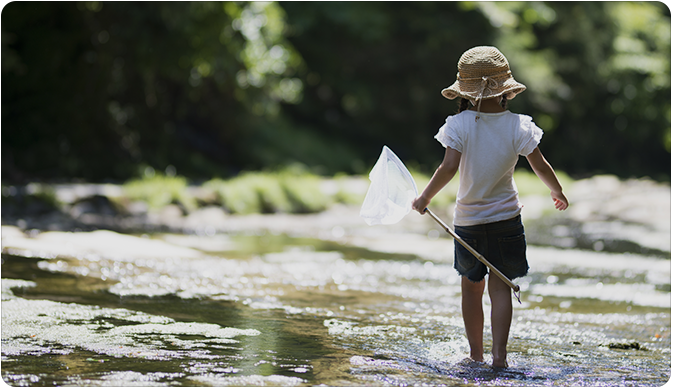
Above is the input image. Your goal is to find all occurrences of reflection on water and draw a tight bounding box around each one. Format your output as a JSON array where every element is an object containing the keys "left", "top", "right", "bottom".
[{"left": 1, "top": 228, "right": 670, "bottom": 386}]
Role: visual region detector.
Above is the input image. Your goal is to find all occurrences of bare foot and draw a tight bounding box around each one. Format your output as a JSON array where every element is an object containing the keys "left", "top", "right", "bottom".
[
  {"left": 458, "top": 357, "right": 488, "bottom": 368},
  {"left": 491, "top": 358, "right": 508, "bottom": 369}
]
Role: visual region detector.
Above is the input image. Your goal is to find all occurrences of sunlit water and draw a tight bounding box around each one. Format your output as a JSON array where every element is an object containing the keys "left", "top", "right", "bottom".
[{"left": 1, "top": 227, "right": 670, "bottom": 386}]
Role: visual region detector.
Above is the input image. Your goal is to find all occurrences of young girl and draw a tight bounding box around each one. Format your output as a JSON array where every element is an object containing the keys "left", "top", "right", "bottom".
[{"left": 411, "top": 46, "right": 568, "bottom": 369}]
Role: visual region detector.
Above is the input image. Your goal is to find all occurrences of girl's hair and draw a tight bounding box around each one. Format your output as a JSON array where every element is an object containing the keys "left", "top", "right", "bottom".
[
  {"left": 458, "top": 98, "right": 470, "bottom": 113},
  {"left": 457, "top": 95, "right": 508, "bottom": 113}
]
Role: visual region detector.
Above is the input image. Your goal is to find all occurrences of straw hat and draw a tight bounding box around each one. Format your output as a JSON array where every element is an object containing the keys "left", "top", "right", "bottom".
[{"left": 441, "top": 46, "right": 526, "bottom": 102}]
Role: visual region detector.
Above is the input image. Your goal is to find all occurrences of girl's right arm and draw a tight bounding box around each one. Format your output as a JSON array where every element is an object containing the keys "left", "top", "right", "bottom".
[
  {"left": 526, "top": 147, "right": 569, "bottom": 211},
  {"left": 412, "top": 147, "right": 461, "bottom": 214}
]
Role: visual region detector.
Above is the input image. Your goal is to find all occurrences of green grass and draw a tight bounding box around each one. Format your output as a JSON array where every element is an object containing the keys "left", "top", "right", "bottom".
[
  {"left": 114, "top": 168, "right": 575, "bottom": 216},
  {"left": 204, "top": 168, "right": 331, "bottom": 214},
  {"left": 123, "top": 174, "right": 196, "bottom": 211},
  {"left": 279, "top": 170, "right": 331, "bottom": 213}
]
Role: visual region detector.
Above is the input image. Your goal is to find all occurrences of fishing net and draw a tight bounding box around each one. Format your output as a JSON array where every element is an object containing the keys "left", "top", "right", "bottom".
[
  {"left": 359, "top": 145, "right": 521, "bottom": 301},
  {"left": 360, "top": 146, "right": 418, "bottom": 226}
]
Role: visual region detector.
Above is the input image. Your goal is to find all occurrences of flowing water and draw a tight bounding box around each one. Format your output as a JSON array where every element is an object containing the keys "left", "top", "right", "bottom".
[{"left": 1, "top": 225, "right": 670, "bottom": 386}]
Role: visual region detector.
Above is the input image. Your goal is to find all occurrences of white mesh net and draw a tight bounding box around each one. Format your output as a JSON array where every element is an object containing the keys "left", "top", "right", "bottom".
[{"left": 360, "top": 146, "right": 418, "bottom": 226}]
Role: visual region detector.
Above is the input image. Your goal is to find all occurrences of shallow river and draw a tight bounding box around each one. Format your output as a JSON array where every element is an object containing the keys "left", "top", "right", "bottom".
[{"left": 1, "top": 226, "right": 670, "bottom": 386}]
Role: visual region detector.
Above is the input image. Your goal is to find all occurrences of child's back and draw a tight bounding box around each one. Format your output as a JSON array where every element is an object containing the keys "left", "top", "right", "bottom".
[{"left": 437, "top": 110, "right": 542, "bottom": 226}]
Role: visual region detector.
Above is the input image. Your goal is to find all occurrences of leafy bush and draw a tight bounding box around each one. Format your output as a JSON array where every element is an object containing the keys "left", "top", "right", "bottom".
[
  {"left": 204, "top": 168, "right": 330, "bottom": 214},
  {"left": 205, "top": 173, "right": 290, "bottom": 214},
  {"left": 280, "top": 171, "right": 330, "bottom": 213},
  {"left": 123, "top": 174, "right": 196, "bottom": 211}
]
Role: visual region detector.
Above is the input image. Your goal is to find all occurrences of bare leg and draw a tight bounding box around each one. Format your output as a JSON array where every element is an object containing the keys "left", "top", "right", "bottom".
[
  {"left": 488, "top": 274, "right": 512, "bottom": 368},
  {"left": 461, "top": 277, "right": 486, "bottom": 362}
]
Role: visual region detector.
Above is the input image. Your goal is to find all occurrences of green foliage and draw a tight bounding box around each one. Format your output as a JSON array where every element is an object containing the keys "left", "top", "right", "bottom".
[
  {"left": 1, "top": 1, "right": 315, "bottom": 181},
  {"left": 206, "top": 173, "right": 291, "bottom": 214},
  {"left": 278, "top": 170, "right": 330, "bottom": 213},
  {"left": 2, "top": 2, "right": 670, "bottom": 182},
  {"left": 204, "top": 168, "right": 330, "bottom": 214},
  {"left": 280, "top": 1, "right": 496, "bottom": 176},
  {"left": 471, "top": 2, "right": 670, "bottom": 180},
  {"left": 123, "top": 174, "right": 196, "bottom": 211},
  {"left": 121, "top": 167, "right": 333, "bottom": 215},
  {"left": 204, "top": 177, "right": 259, "bottom": 214},
  {"left": 281, "top": 1, "right": 670, "bottom": 180}
]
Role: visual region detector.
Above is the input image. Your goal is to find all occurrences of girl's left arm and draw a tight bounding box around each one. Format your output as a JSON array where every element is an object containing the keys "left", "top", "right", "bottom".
[
  {"left": 526, "top": 147, "right": 569, "bottom": 211},
  {"left": 412, "top": 147, "right": 461, "bottom": 214}
]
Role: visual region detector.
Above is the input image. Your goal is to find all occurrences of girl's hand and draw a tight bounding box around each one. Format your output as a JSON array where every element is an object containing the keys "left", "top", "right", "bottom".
[
  {"left": 551, "top": 191, "right": 569, "bottom": 211},
  {"left": 412, "top": 195, "right": 430, "bottom": 214}
]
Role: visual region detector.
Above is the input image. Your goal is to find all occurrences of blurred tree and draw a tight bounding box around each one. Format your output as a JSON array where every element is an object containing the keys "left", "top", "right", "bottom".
[
  {"left": 2, "top": 1, "right": 358, "bottom": 182},
  {"left": 2, "top": 2, "right": 670, "bottom": 182},
  {"left": 281, "top": 1, "right": 670, "bottom": 180},
  {"left": 470, "top": 1, "right": 670, "bottom": 179},
  {"left": 279, "top": 1, "right": 496, "bottom": 172}
]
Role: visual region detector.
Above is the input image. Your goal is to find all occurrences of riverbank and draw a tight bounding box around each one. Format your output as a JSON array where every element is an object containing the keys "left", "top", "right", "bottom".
[{"left": 1, "top": 174, "right": 669, "bottom": 258}]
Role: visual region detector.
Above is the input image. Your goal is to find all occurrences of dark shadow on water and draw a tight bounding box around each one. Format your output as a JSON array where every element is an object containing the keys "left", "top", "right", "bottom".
[{"left": 223, "top": 233, "right": 419, "bottom": 261}]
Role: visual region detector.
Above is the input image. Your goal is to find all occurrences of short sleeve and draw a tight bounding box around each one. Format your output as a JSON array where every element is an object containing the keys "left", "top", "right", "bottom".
[
  {"left": 434, "top": 115, "right": 463, "bottom": 152},
  {"left": 516, "top": 115, "right": 543, "bottom": 156}
]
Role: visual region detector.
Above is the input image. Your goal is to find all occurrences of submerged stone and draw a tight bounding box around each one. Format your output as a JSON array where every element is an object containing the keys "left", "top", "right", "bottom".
[{"left": 608, "top": 342, "right": 641, "bottom": 350}]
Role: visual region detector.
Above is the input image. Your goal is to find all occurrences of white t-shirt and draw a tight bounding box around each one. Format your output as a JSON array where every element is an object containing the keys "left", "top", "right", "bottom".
[{"left": 434, "top": 110, "right": 543, "bottom": 226}]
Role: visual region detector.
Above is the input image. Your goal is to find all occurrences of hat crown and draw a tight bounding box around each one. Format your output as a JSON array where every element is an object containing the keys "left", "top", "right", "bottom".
[
  {"left": 457, "top": 46, "right": 510, "bottom": 80},
  {"left": 441, "top": 45, "right": 526, "bottom": 102}
]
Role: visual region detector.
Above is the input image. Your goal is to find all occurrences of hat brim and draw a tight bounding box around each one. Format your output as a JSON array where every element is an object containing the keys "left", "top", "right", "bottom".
[{"left": 441, "top": 78, "right": 526, "bottom": 101}]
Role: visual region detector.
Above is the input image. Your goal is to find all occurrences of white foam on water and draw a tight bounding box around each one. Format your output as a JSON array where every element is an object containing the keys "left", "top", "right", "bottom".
[
  {"left": 1, "top": 279, "right": 259, "bottom": 360},
  {"left": 67, "top": 371, "right": 184, "bottom": 387}
]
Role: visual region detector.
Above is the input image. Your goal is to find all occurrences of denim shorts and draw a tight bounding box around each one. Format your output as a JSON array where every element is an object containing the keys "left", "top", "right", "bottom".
[{"left": 453, "top": 215, "right": 528, "bottom": 282}]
